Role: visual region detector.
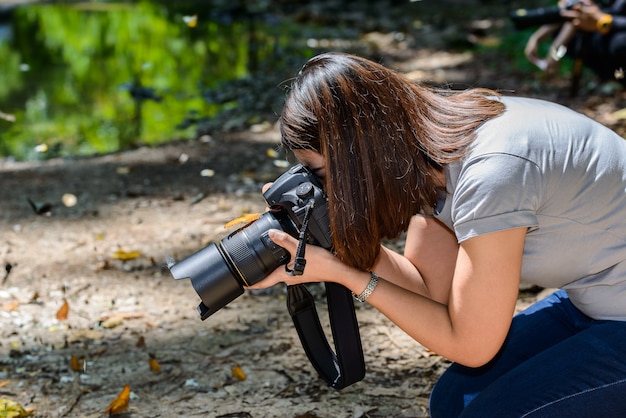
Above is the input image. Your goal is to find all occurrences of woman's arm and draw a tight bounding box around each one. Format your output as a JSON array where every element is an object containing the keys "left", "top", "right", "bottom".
[
  {"left": 250, "top": 226, "right": 526, "bottom": 367},
  {"left": 367, "top": 227, "right": 525, "bottom": 366},
  {"left": 370, "top": 216, "right": 458, "bottom": 304}
]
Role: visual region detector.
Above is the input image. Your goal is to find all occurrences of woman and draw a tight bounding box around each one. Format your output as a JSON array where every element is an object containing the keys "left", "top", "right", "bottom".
[{"left": 248, "top": 52, "right": 626, "bottom": 417}]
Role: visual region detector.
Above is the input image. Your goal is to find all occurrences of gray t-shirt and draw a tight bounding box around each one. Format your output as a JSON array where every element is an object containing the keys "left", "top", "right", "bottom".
[{"left": 434, "top": 96, "right": 626, "bottom": 320}]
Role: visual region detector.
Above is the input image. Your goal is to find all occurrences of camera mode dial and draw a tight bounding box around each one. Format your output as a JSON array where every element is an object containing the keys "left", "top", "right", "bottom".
[{"left": 296, "top": 182, "right": 315, "bottom": 199}]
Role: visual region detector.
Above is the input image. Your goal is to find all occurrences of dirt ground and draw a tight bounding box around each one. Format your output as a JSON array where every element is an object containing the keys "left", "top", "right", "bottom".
[
  {"left": 1, "top": 127, "right": 455, "bottom": 418},
  {"left": 3, "top": 21, "right": 626, "bottom": 418}
]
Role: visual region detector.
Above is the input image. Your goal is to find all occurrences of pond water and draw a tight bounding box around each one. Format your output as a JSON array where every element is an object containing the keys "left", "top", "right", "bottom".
[{"left": 0, "top": 1, "right": 361, "bottom": 160}]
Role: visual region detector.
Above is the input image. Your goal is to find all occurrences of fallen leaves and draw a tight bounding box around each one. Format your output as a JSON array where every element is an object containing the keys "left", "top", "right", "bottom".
[
  {"left": 223, "top": 213, "right": 261, "bottom": 229},
  {"left": 148, "top": 354, "right": 161, "bottom": 372},
  {"left": 2, "top": 300, "right": 18, "bottom": 312},
  {"left": 100, "top": 315, "right": 124, "bottom": 329},
  {"left": 111, "top": 249, "right": 142, "bottom": 261},
  {"left": 56, "top": 300, "right": 69, "bottom": 321},
  {"left": 231, "top": 365, "right": 247, "bottom": 381},
  {"left": 105, "top": 384, "right": 131, "bottom": 416},
  {"left": 70, "top": 355, "right": 85, "bottom": 373},
  {"left": 99, "top": 312, "right": 145, "bottom": 328}
]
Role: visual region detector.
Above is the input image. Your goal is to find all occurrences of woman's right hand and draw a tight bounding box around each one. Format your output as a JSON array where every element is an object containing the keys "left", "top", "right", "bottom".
[{"left": 245, "top": 229, "right": 360, "bottom": 290}]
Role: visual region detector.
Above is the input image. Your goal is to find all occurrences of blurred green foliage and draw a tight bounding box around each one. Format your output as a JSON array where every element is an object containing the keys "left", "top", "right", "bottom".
[{"left": 0, "top": 1, "right": 314, "bottom": 160}]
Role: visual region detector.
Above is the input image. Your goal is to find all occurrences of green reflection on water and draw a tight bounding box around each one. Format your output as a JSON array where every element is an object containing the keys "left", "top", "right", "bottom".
[{"left": 0, "top": 1, "right": 316, "bottom": 160}]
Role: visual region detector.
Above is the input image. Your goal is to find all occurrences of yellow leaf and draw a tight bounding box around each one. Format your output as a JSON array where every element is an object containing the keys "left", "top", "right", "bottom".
[
  {"left": 105, "top": 384, "right": 130, "bottom": 416},
  {"left": 0, "top": 399, "right": 34, "bottom": 417},
  {"left": 101, "top": 315, "right": 124, "bottom": 329},
  {"left": 224, "top": 213, "right": 261, "bottom": 229},
  {"left": 231, "top": 365, "right": 247, "bottom": 381},
  {"left": 148, "top": 356, "right": 161, "bottom": 372},
  {"left": 56, "top": 300, "right": 69, "bottom": 321},
  {"left": 112, "top": 249, "right": 141, "bottom": 261}
]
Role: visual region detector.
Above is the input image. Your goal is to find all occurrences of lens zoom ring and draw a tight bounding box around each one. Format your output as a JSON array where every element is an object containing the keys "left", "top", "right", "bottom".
[{"left": 222, "top": 233, "right": 260, "bottom": 285}]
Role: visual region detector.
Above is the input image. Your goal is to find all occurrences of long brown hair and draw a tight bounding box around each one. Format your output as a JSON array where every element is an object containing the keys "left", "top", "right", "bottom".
[{"left": 280, "top": 52, "right": 505, "bottom": 270}]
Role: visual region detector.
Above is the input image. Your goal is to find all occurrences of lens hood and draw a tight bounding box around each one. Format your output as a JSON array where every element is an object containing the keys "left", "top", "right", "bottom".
[{"left": 169, "top": 243, "right": 243, "bottom": 320}]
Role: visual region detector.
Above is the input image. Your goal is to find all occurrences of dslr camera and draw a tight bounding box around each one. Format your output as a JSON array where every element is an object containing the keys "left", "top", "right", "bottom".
[
  {"left": 168, "top": 164, "right": 331, "bottom": 320},
  {"left": 510, "top": 0, "right": 582, "bottom": 30}
]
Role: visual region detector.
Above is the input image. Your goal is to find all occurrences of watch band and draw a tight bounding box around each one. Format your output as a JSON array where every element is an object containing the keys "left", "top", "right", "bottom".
[
  {"left": 352, "top": 272, "right": 379, "bottom": 303},
  {"left": 597, "top": 13, "right": 613, "bottom": 35}
]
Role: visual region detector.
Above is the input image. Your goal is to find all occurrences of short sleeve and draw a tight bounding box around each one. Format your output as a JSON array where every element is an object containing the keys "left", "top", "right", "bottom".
[{"left": 452, "top": 153, "right": 542, "bottom": 242}]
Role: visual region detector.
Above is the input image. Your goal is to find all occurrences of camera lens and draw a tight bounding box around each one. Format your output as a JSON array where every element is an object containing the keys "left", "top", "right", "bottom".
[
  {"left": 169, "top": 242, "right": 243, "bottom": 319},
  {"left": 220, "top": 212, "right": 291, "bottom": 286},
  {"left": 169, "top": 210, "right": 291, "bottom": 320}
]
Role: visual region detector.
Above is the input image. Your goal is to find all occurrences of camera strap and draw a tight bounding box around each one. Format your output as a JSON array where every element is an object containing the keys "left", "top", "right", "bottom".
[{"left": 287, "top": 282, "right": 365, "bottom": 390}]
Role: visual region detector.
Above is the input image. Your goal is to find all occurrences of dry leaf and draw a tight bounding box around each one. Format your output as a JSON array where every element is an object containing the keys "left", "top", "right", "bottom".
[
  {"left": 105, "top": 384, "right": 130, "bottom": 416},
  {"left": 3, "top": 301, "right": 18, "bottom": 311},
  {"left": 56, "top": 300, "right": 69, "bottom": 321},
  {"left": 231, "top": 365, "right": 247, "bottom": 381},
  {"left": 148, "top": 355, "right": 161, "bottom": 372},
  {"left": 101, "top": 315, "right": 124, "bottom": 329},
  {"left": 0, "top": 398, "right": 35, "bottom": 417},
  {"left": 70, "top": 355, "right": 82, "bottom": 372},
  {"left": 135, "top": 335, "right": 146, "bottom": 348},
  {"left": 224, "top": 213, "right": 261, "bottom": 229},
  {"left": 112, "top": 249, "right": 141, "bottom": 261},
  {"left": 99, "top": 312, "right": 144, "bottom": 321},
  {"left": 0, "top": 381, "right": 8, "bottom": 388}
]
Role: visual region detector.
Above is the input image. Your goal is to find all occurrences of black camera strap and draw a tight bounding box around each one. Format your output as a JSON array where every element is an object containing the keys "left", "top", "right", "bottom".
[
  {"left": 281, "top": 183, "right": 365, "bottom": 389},
  {"left": 287, "top": 282, "right": 365, "bottom": 390}
]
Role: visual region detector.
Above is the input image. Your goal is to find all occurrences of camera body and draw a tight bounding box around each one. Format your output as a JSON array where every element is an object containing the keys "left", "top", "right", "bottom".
[
  {"left": 510, "top": 0, "right": 581, "bottom": 30},
  {"left": 168, "top": 164, "right": 331, "bottom": 320}
]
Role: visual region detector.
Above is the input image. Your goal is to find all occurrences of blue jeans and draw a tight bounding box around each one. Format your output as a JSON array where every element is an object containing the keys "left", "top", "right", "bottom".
[{"left": 429, "top": 290, "right": 626, "bottom": 417}]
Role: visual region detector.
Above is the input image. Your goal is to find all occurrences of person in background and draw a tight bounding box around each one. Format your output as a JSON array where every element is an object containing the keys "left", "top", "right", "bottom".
[
  {"left": 524, "top": 0, "right": 626, "bottom": 84},
  {"left": 249, "top": 52, "right": 626, "bottom": 417}
]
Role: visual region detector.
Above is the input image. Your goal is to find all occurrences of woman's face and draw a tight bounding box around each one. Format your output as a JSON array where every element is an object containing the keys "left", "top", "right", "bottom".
[{"left": 293, "top": 149, "right": 326, "bottom": 182}]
